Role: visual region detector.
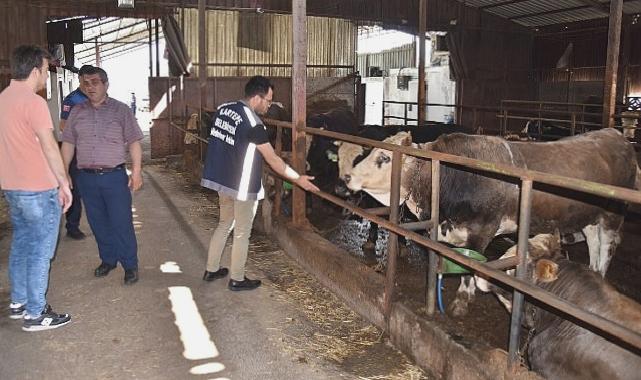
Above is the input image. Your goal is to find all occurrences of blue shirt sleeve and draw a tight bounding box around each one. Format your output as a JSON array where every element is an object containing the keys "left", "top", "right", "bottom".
[
  {"left": 60, "top": 89, "right": 88, "bottom": 120},
  {"left": 60, "top": 95, "right": 75, "bottom": 120}
]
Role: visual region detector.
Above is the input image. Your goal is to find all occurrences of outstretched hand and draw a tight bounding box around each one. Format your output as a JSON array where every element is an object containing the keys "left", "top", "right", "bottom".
[{"left": 295, "top": 175, "right": 319, "bottom": 192}]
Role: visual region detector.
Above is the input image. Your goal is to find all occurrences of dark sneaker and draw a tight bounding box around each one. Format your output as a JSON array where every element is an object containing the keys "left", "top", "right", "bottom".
[
  {"left": 22, "top": 305, "right": 71, "bottom": 332},
  {"left": 228, "top": 277, "right": 261, "bottom": 291},
  {"left": 94, "top": 262, "right": 117, "bottom": 277},
  {"left": 9, "top": 302, "right": 25, "bottom": 320},
  {"left": 203, "top": 268, "right": 229, "bottom": 282},
  {"left": 66, "top": 229, "right": 86, "bottom": 240}
]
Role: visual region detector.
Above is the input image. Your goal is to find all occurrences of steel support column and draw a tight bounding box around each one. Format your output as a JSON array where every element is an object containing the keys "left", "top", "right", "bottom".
[
  {"left": 383, "top": 150, "right": 403, "bottom": 320},
  {"left": 417, "top": 0, "right": 427, "bottom": 125},
  {"left": 508, "top": 179, "right": 533, "bottom": 370},
  {"left": 148, "top": 20, "right": 152, "bottom": 77},
  {"left": 602, "top": 0, "right": 623, "bottom": 128},
  {"left": 292, "top": 0, "right": 308, "bottom": 226},
  {"left": 426, "top": 160, "right": 440, "bottom": 315},
  {"left": 198, "top": 0, "right": 207, "bottom": 117},
  {"left": 155, "top": 18, "right": 160, "bottom": 77}
]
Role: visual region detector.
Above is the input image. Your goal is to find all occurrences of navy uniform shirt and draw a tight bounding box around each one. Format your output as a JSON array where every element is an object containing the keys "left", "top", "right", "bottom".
[
  {"left": 60, "top": 88, "right": 88, "bottom": 120},
  {"left": 201, "top": 100, "right": 270, "bottom": 201}
]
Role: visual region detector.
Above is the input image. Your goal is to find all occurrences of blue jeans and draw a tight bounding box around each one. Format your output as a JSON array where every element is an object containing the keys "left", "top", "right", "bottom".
[
  {"left": 4, "top": 188, "right": 62, "bottom": 317},
  {"left": 76, "top": 168, "right": 138, "bottom": 269}
]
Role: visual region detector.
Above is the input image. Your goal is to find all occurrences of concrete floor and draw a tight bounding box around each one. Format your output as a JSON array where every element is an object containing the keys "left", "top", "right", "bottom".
[{"left": 0, "top": 161, "right": 426, "bottom": 379}]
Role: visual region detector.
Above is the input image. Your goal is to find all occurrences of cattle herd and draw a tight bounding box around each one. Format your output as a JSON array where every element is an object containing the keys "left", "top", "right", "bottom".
[{"left": 262, "top": 107, "right": 641, "bottom": 378}]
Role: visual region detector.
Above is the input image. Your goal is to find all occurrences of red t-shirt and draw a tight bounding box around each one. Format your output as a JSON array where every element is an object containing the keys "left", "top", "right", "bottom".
[{"left": 0, "top": 80, "right": 57, "bottom": 191}]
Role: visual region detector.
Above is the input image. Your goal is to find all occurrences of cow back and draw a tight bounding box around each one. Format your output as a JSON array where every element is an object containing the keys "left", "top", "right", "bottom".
[{"left": 511, "top": 129, "right": 636, "bottom": 232}]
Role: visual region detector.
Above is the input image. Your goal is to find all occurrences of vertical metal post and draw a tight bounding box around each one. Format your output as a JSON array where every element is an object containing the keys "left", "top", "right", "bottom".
[
  {"left": 507, "top": 178, "right": 533, "bottom": 370},
  {"left": 603, "top": 0, "right": 623, "bottom": 128},
  {"left": 502, "top": 109, "right": 508, "bottom": 135},
  {"left": 155, "top": 18, "right": 160, "bottom": 76},
  {"left": 473, "top": 107, "right": 478, "bottom": 131},
  {"left": 148, "top": 20, "right": 153, "bottom": 77},
  {"left": 273, "top": 126, "right": 283, "bottom": 218},
  {"left": 383, "top": 150, "right": 403, "bottom": 321},
  {"left": 381, "top": 100, "right": 385, "bottom": 126},
  {"left": 94, "top": 37, "right": 100, "bottom": 66},
  {"left": 292, "top": 0, "right": 308, "bottom": 226},
  {"left": 167, "top": 78, "right": 172, "bottom": 123},
  {"left": 417, "top": 0, "right": 427, "bottom": 126},
  {"left": 426, "top": 160, "right": 440, "bottom": 316},
  {"left": 198, "top": 0, "right": 207, "bottom": 121},
  {"left": 404, "top": 103, "right": 408, "bottom": 125},
  {"left": 571, "top": 112, "right": 576, "bottom": 135}
]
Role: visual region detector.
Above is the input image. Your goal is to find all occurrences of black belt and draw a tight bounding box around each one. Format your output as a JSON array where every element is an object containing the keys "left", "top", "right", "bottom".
[{"left": 80, "top": 164, "right": 125, "bottom": 174}]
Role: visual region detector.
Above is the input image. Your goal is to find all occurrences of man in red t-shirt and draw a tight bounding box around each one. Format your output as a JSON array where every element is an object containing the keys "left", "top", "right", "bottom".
[{"left": 0, "top": 45, "right": 72, "bottom": 331}]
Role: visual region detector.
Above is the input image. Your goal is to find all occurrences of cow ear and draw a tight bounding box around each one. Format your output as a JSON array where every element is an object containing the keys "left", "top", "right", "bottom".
[
  {"left": 535, "top": 259, "right": 559, "bottom": 283},
  {"left": 401, "top": 135, "right": 412, "bottom": 146}
]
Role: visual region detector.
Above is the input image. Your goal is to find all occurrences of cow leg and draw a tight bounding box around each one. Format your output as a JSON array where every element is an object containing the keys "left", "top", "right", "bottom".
[
  {"left": 362, "top": 222, "right": 378, "bottom": 252},
  {"left": 447, "top": 236, "right": 495, "bottom": 317},
  {"left": 448, "top": 276, "right": 477, "bottom": 317},
  {"left": 582, "top": 224, "right": 601, "bottom": 272}
]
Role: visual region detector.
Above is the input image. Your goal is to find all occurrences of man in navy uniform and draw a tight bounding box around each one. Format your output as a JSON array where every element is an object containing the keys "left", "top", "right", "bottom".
[
  {"left": 58, "top": 64, "right": 93, "bottom": 240},
  {"left": 201, "top": 76, "right": 318, "bottom": 290}
]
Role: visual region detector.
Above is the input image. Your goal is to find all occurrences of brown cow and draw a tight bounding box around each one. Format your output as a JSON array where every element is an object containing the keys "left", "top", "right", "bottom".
[
  {"left": 482, "top": 234, "right": 641, "bottom": 380},
  {"left": 344, "top": 129, "right": 639, "bottom": 317}
]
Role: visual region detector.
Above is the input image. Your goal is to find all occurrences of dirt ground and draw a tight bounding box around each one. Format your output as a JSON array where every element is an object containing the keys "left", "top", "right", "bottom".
[
  {"left": 0, "top": 138, "right": 429, "bottom": 379},
  {"left": 306, "top": 196, "right": 641, "bottom": 352}
]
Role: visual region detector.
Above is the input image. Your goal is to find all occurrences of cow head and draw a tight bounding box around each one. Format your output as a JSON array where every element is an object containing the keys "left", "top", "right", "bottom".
[
  {"left": 334, "top": 140, "right": 372, "bottom": 197},
  {"left": 475, "top": 233, "right": 563, "bottom": 319},
  {"left": 343, "top": 132, "right": 412, "bottom": 194}
]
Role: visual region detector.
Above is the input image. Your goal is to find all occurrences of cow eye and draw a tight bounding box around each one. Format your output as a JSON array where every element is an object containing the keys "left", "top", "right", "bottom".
[{"left": 376, "top": 153, "right": 391, "bottom": 166}]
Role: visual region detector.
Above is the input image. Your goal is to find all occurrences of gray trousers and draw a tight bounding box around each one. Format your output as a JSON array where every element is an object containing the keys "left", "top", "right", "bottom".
[{"left": 206, "top": 194, "right": 259, "bottom": 281}]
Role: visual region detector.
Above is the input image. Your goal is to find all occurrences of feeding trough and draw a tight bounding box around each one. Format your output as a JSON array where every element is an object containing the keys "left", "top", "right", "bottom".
[{"left": 438, "top": 248, "right": 487, "bottom": 313}]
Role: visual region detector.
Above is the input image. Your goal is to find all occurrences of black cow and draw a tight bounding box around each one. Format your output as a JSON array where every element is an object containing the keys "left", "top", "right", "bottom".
[
  {"left": 523, "top": 119, "right": 574, "bottom": 141},
  {"left": 345, "top": 129, "right": 639, "bottom": 317},
  {"left": 305, "top": 107, "right": 358, "bottom": 193}
]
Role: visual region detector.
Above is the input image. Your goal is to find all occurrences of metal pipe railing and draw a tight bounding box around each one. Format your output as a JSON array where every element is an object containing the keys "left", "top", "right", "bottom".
[{"left": 169, "top": 107, "right": 641, "bottom": 371}]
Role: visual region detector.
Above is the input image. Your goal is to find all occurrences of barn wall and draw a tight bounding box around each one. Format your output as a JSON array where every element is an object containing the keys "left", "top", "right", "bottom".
[
  {"left": 179, "top": 9, "right": 356, "bottom": 78},
  {"left": 0, "top": 1, "right": 48, "bottom": 91},
  {"left": 357, "top": 43, "right": 416, "bottom": 77},
  {"left": 453, "top": 6, "right": 535, "bottom": 132},
  {"left": 534, "top": 23, "right": 641, "bottom": 103},
  {"left": 149, "top": 75, "right": 355, "bottom": 158}
]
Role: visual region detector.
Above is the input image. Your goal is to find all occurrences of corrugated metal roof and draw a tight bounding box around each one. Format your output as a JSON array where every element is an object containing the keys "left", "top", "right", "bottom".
[
  {"left": 464, "top": 0, "right": 641, "bottom": 28},
  {"left": 75, "top": 18, "right": 157, "bottom": 64}
]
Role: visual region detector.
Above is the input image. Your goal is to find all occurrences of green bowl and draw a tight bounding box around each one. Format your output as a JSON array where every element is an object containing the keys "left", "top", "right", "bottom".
[{"left": 441, "top": 248, "right": 487, "bottom": 274}]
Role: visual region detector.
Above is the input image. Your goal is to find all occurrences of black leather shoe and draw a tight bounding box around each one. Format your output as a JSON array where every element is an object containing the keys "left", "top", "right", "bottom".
[
  {"left": 67, "top": 230, "right": 86, "bottom": 240},
  {"left": 94, "top": 262, "right": 116, "bottom": 277},
  {"left": 124, "top": 269, "right": 139, "bottom": 285},
  {"left": 203, "top": 268, "right": 229, "bottom": 282},
  {"left": 228, "top": 277, "right": 261, "bottom": 291}
]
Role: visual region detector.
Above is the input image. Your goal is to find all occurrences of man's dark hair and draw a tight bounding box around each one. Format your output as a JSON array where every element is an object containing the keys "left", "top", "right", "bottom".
[
  {"left": 244, "top": 75, "right": 273, "bottom": 98},
  {"left": 78, "top": 64, "right": 95, "bottom": 76},
  {"left": 10, "top": 45, "right": 52, "bottom": 80},
  {"left": 81, "top": 65, "right": 109, "bottom": 83}
]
